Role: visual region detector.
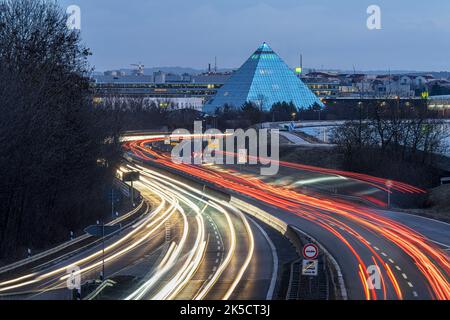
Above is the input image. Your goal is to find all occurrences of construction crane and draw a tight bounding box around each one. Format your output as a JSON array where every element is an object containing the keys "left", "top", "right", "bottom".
[{"left": 131, "top": 63, "right": 145, "bottom": 76}]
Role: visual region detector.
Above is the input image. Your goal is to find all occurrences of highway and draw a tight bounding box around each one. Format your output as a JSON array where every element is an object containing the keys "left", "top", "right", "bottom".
[
  {"left": 126, "top": 135, "right": 450, "bottom": 300},
  {"left": 0, "top": 164, "right": 276, "bottom": 300}
]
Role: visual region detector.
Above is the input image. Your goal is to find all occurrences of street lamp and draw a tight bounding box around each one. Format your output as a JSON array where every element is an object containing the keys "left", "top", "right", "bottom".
[{"left": 386, "top": 180, "right": 393, "bottom": 208}]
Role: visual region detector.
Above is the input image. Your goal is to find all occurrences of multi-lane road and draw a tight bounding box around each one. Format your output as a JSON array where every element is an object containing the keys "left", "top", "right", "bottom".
[
  {"left": 0, "top": 164, "right": 277, "bottom": 300},
  {"left": 1, "top": 132, "right": 448, "bottom": 301},
  {"left": 125, "top": 135, "right": 449, "bottom": 300}
]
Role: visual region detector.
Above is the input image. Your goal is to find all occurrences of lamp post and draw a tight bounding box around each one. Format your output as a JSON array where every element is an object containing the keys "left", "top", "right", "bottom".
[{"left": 386, "top": 180, "right": 393, "bottom": 208}]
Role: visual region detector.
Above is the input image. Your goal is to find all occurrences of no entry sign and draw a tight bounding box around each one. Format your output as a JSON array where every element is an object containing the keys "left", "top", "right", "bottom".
[{"left": 303, "top": 244, "right": 319, "bottom": 260}]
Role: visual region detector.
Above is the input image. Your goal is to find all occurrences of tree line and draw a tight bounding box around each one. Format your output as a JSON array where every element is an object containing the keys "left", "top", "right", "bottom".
[
  {"left": 0, "top": 0, "right": 120, "bottom": 260},
  {"left": 331, "top": 99, "right": 449, "bottom": 187}
]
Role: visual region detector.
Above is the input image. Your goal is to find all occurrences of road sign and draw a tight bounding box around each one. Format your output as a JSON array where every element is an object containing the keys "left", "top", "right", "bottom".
[
  {"left": 303, "top": 244, "right": 319, "bottom": 260},
  {"left": 84, "top": 224, "right": 121, "bottom": 238},
  {"left": 122, "top": 171, "right": 140, "bottom": 182},
  {"left": 302, "top": 259, "right": 318, "bottom": 276},
  {"left": 385, "top": 180, "right": 393, "bottom": 188}
]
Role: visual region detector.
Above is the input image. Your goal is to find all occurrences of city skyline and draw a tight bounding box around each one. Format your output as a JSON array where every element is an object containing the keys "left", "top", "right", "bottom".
[{"left": 60, "top": 0, "right": 450, "bottom": 72}]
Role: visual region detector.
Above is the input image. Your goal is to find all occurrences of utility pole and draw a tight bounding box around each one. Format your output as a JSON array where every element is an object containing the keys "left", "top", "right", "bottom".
[
  {"left": 300, "top": 54, "right": 303, "bottom": 74},
  {"left": 130, "top": 180, "right": 135, "bottom": 207},
  {"left": 111, "top": 188, "right": 114, "bottom": 219},
  {"left": 386, "top": 180, "right": 393, "bottom": 208},
  {"left": 101, "top": 223, "right": 105, "bottom": 281}
]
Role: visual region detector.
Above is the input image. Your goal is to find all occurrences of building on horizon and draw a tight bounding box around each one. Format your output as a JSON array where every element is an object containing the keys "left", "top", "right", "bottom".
[
  {"left": 92, "top": 72, "right": 227, "bottom": 111},
  {"left": 203, "top": 43, "right": 323, "bottom": 114}
]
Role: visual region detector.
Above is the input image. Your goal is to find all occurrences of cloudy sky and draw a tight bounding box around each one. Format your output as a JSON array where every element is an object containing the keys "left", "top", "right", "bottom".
[{"left": 59, "top": 0, "right": 450, "bottom": 72}]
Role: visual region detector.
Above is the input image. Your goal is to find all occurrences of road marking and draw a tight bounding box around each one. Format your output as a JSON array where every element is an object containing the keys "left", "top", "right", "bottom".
[
  {"left": 388, "top": 258, "right": 394, "bottom": 263},
  {"left": 247, "top": 215, "right": 279, "bottom": 301},
  {"left": 374, "top": 246, "right": 380, "bottom": 251},
  {"left": 395, "top": 266, "right": 401, "bottom": 271},
  {"left": 217, "top": 246, "right": 221, "bottom": 251},
  {"left": 407, "top": 282, "right": 414, "bottom": 288},
  {"left": 413, "top": 291, "right": 418, "bottom": 297},
  {"left": 402, "top": 273, "right": 408, "bottom": 280},
  {"left": 215, "top": 259, "right": 219, "bottom": 264},
  {"left": 217, "top": 252, "right": 220, "bottom": 257},
  {"left": 217, "top": 241, "right": 220, "bottom": 245},
  {"left": 381, "top": 252, "right": 387, "bottom": 257},
  {"left": 212, "top": 267, "right": 217, "bottom": 272}
]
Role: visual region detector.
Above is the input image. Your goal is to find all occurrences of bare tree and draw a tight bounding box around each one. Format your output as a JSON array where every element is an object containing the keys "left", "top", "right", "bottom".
[
  {"left": 0, "top": 0, "right": 116, "bottom": 259},
  {"left": 331, "top": 99, "right": 447, "bottom": 186}
]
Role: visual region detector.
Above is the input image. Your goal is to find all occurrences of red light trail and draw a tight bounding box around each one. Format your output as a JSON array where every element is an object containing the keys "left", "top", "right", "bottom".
[{"left": 124, "top": 137, "right": 449, "bottom": 300}]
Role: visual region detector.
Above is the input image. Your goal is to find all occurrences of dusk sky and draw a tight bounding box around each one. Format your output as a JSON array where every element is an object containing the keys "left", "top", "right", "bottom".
[{"left": 59, "top": 0, "right": 450, "bottom": 72}]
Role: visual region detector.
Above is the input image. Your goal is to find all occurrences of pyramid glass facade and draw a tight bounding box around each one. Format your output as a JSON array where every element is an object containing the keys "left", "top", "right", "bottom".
[{"left": 204, "top": 43, "right": 323, "bottom": 114}]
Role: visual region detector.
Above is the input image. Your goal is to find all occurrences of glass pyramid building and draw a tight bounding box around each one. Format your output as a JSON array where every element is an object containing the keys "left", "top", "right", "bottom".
[{"left": 204, "top": 42, "right": 323, "bottom": 114}]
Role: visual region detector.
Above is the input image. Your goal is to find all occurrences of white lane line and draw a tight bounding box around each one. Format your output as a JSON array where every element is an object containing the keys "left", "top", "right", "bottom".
[
  {"left": 217, "top": 246, "right": 221, "bottom": 251},
  {"left": 402, "top": 273, "right": 408, "bottom": 280},
  {"left": 395, "top": 266, "right": 401, "bottom": 271},
  {"left": 388, "top": 258, "right": 394, "bottom": 263},
  {"left": 413, "top": 291, "right": 418, "bottom": 297},
  {"left": 407, "top": 282, "right": 414, "bottom": 288},
  {"left": 217, "top": 241, "right": 220, "bottom": 245},
  {"left": 215, "top": 259, "right": 219, "bottom": 264},
  {"left": 247, "top": 216, "right": 279, "bottom": 301},
  {"left": 212, "top": 267, "right": 217, "bottom": 272},
  {"left": 374, "top": 246, "right": 380, "bottom": 251},
  {"left": 217, "top": 252, "right": 220, "bottom": 257},
  {"left": 381, "top": 252, "right": 387, "bottom": 257}
]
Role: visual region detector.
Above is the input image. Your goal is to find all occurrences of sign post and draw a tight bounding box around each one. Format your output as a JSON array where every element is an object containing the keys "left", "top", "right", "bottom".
[
  {"left": 302, "top": 259, "right": 319, "bottom": 276},
  {"left": 303, "top": 244, "right": 319, "bottom": 260},
  {"left": 302, "top": 244, "right": 319, "bottom": 277},
  {"left": 85, "top": 224, "right": 121, "bottom": 282},
  {"left": 122, "top": 171, "right": 140, "bottom": 207},
  {"left": 386, "top": 180, "right": 393, "bottom": 208}
]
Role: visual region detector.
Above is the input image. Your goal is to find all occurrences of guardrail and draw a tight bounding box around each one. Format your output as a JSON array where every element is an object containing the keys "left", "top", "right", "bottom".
[
  {"left": 230, "top": 196, "right": 347, "bottom": 300},
  {"left": 292, "top": 226, "right": 348, "bottom": 300},
  {"left": 0, "top": 200, "right": 145, "bottom": 276},
  {"left": 130, "top": 159, "right": 348, "bottom": 300}
]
